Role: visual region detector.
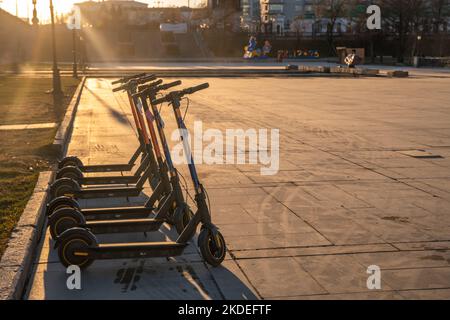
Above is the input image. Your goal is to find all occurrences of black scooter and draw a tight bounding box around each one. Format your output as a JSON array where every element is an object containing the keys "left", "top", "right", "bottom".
[
  {"left": 47, "top": 81, "right": 193, "bottom": 239},
  {"left": 54, "top": 83, "right": 226, "bottom": 269},
  {"left": 57, "top": 73, "right": 153, "bottom": 175},
  {"left": 48, "top": 78, "right": 163, "bottom": 201}
]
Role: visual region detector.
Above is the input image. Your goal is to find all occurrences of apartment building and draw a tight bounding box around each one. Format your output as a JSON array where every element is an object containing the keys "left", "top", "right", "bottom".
[{"left": 260, "top": 0, "right": 304, "bottom": 34}]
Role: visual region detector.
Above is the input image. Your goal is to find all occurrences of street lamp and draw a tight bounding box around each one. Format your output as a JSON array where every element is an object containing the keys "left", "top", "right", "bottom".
[
  {"left": 70, "top": 15, "right": 78, "bottom": 78},
  {"left": 49, "top": 0, "right": 63, "bottom": 102},
  {"left": 32, "top": 0, "right": 39, "bottom": 26},
  {"left": 417, "top": 35, "right": 422, "bottom": 57}
]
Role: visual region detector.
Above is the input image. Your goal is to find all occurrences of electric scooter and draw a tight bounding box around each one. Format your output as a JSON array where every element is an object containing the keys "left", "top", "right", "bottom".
[
  {"left": 47, "top": 81, "right": 193, "bottom": 239},
  {"left": 48, "top": 78, "right": 163, "bottom": 201},
  {"left": 54, "top": 83, "right": 226, "bottom": 269},
  {"left": 57, "top": 73, "right": 154, "bottom": 174},
  {"left": 46, "top": 81, "right": 181, "bottom": 220},
  {"left": 55, "top": 76, "right": 162, "bottom": 186}
]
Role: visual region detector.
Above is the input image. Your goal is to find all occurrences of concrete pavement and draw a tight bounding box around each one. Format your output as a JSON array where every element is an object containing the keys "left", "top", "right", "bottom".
[{"left": 27, "top": 75, "right": 450, "bottom": 299}]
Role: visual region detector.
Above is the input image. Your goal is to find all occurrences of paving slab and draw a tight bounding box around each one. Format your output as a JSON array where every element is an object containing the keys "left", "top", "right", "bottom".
[
  {"left": 25, "top": 75, "right": 450, "bottom": 299},
  {"left": 237, "top": 257, "right": 327, "bottom": 298},
  {"left": 294, "top": 255, "right": 395, "bottom": 294}
]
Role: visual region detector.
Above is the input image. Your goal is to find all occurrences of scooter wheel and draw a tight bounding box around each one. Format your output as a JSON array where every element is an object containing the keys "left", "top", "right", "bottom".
[
  {"left": 46, "top": 196, "right": 80, "bottom": 216},
  {"left": 56, "top": 166, "right": 84, "bottom": 182},
  {"left": 50, "top": 178, "right": 80, "bottom": 200},
  {"left": 198, "top": 229, "right": 226, "bottom": 267},
  {"left": 49, "top": 208, "right": 86, "bottom": 239},
  {"left": 174, "top": 206, "right": 194, "bottom": 235},
  {"left": 58, "top": 156, "right": 83, "bottom": 170},
  {"left": 58, "top": 229, "right": 96, "bottom": 269}
]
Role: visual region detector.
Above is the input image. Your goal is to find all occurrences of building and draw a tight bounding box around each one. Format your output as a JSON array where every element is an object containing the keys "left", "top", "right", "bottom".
[
  {"left": 260, "top": 0, "right": 304, "bottom": 35},
  {"left": 241, "top": 0, "right": 261, "bottom": 32},
  {"left": 75, "top": 0, "right": 153, "bottom": 27}
]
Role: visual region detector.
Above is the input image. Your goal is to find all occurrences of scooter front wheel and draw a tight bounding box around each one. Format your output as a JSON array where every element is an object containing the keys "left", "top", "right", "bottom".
[{"left": 198, "top": 229, "right": 226, "bottom": 267}]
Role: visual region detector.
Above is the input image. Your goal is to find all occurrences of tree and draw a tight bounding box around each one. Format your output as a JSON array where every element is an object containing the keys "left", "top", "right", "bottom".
[
  {"left": 290, "top": 16, "right": 304, "bottom": 47},
  {"left": 379, "top": 0, "right": 426, "bottom": 62},
  {"left": 429, "top": 0, "right": 450, "bottom": 33},
  {"left": 428, "top": 0, "right": 450, "bottom": 55},
  {"left": 312, "top": 0, "right": 347, "bottom": 55}
]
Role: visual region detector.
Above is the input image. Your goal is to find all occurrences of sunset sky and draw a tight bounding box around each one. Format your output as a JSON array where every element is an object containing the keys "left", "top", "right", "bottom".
[{"left": 0, "top": 0, "right": 206, "bottom": 22}]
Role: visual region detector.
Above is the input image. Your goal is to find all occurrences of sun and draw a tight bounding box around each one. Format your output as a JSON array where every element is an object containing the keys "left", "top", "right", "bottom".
[
  {"left": 0, "top": 0, "right": 84, "bottom": 22},
  {"left": 0, "top": 0, "right": 202, "bottom": 22}
]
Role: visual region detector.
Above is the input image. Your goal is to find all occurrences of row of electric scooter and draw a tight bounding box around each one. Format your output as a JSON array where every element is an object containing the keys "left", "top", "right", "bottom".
[{"left": 45, "top": 73, "right": 226, "bottom": 269}]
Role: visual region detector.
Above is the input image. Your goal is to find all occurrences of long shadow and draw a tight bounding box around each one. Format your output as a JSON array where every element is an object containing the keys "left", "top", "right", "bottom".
[
  {"left": 84, "top": 86, "right": 129, "bottom": 126},
  {"left": 32, "top": 189, "right": 257, "bottom": 300},
  {"left": 36, "top": 229, "right": 257, "bottom": 299},
  {"left": 32, "top": 84, "right": 258, "bottom": 299}
]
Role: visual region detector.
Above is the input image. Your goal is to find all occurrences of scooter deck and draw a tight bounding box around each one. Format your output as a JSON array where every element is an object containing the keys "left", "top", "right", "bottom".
[
  {"left": 83, "top": 206, "right": 155, "bottom": 220},
  {"left": 79, "top": 163, "right": 135, "bottom": 173},
  {"left": 75, "top": 186, "right": 143, "bottom": 199},
  {"left": 82, "top": 242, "right": 187, "bottom": 260},
  {"left": 83, "top": 206, "right": 154, "bottom": 214},
  {"left": 85, "top": 218, "right": 165, "bottom": 234},
  {"left": 80, "top": 175, "right": 140, "bottom": 185},
  {"left": 76, "top": 145, "right": 144, "bottom": 173}
]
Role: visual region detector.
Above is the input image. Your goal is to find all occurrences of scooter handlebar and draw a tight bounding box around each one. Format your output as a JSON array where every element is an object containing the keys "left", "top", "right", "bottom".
[
  {"left": 133, "top": 80, "right": 182, "bottom": 100},
  {"left": 160, "top": 80, "right": 182, "bottom": 91},
  {"left": 112, "top": 75, "right": 157, "bottom": 92},
  {"left": 111, "top": 73, "right": 147, "bottom": 85},
  {"left": 182, "top": 83, "right": 209, "bottom": 95},
  {"left": 137, "top": 79, "right": 163, "bottom": 93},
  {"left": 151, "top": 83, "right": 209, "bottom": 105}
]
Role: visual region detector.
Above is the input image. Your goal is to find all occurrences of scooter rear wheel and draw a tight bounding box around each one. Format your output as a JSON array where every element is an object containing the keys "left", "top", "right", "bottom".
[
  {"left": 46, "top": 197, "right": 80, "bottom": 216},
  {"left": 58, "top": 156, "right": 83, "bottom": 170},
  {"left": 198, "top": 229, "right": 226, "bottom": 267},
  {"left": 56, "top": 166, "right": 84, "bottom": 182},
  {"left": 58, "top": 230, "right": 96, "bottom": 269},
  {"left": 50, "top": 178, "right": 80, "bottom": 199},
  {"left": 49, "top": 208, "right": 86, "bottom": 239}
]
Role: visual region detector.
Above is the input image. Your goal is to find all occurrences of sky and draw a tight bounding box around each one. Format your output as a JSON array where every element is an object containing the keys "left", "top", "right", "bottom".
[{"left": 0, "top": 0, "right": 205, "bottom": 22}]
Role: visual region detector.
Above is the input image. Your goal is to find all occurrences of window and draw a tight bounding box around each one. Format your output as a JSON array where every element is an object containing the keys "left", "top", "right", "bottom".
[{"left": 269, "top": 4, "right": 283, "bottom": 13}]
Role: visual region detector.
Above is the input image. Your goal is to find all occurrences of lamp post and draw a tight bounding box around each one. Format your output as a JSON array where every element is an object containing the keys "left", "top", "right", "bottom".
[
  {"left": 32, "top": 0, "right": 39, "bottom": 26},
  {"left": 71, "top": 17, "right": 78, "bottom": 78},
  {"left": 417, "top": 35, "right": 422, "bottom": 56},
  {"left": 49, "top": 0, "right": 63, "bottom": 102}
]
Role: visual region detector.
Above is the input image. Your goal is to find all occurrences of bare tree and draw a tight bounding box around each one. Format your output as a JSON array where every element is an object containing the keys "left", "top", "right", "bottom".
[
  {"left": 429, "top": 0, "right": 449, "bottom": 33},
  {"left": 380, "top": 0, "right": 426, "bottom": 62},
  {"left": 428, "top": 0, "right": 450, "bottom": 55},
  {"left": 313, "top": 0, "right": 347, "bottom": 55},
  {"left": 290, "top": 16, "right": 304, "bottom": 47}
]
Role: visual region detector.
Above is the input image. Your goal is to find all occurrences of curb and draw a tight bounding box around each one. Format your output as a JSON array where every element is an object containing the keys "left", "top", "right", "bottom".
[
  {"left": 0, "top": 171, "right": 53, "bottom": 300},
  {"left": 86, "top": 69, "right": 384, "bottom": 79},
  {"left": 53, "top": 76, "right": 86, "bottom": 158}
]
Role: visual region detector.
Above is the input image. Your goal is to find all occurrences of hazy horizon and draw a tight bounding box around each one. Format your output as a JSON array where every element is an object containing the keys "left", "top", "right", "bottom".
[{"left": 0, "top": 0, "right": 206, "bottom": 22}]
